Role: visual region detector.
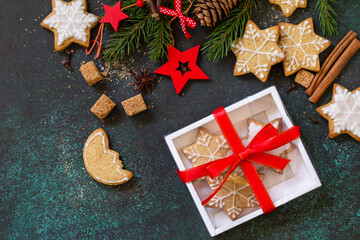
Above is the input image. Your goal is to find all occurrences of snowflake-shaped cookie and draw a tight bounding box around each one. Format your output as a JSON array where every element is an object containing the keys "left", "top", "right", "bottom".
[
  {"left": 269, "top": 0, "right": 307, "bottom": 17},
  {"left": 231, "top": 20, "right": 285, "bottom": 82},
  {"left": 279, "top": 18, "right": 331, "bottom": 76},
  {"left": 206, "top": 167, "right": 264, "bottom": 220},
  {"left": 242, "top": 118, "right": 294, "bottom": 174},
  {"left": 41, "top": 0, "right": 99, "bottom": 51},
  {"left": 182, "top": 127, "right": 232, "bottom": 168},
  {"left": 316, "top": 84, "right": 360, "bottom": 142}
]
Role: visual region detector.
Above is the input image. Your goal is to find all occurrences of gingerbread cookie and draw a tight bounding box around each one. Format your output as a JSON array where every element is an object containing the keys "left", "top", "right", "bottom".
[
  {"left": 231, "top": 20, "right": 285, "bottom": 82},
  {"left": 41, "top": 0, "right": 99, "bottom": 51},
  {"left": 316, "top": 84, "right": 360, "bottom": 142},
  {"left": 206, "top": 167, "right": 264, "bottom": 221},
  {"left": 279, "top": 18, "right": 331, "bottom": 76},
  {"left": 269, "top": 0, "right": 307, "bottom": 17},
  {"left": 83, "top": 129, "right": 133, "bottom": 185},
  {"left": 242, "top": 118, "right": 294, "bottom": 174},
  {"left": 182, "top": 127, "right": 232, "bottom": 168}
]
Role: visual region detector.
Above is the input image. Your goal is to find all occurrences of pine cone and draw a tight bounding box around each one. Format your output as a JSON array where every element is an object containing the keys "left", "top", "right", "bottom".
[{"left": 192, "top": 0, "right": 239, "bottom": 27}]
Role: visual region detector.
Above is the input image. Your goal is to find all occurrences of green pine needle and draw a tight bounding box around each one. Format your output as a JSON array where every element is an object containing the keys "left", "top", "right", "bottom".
[
  {"left": 201, "top": 0, "right": 258, "bottom": 62},
  {"left": 316, "top": 0, "right": 339, "bottom": 37},
  {"left": 102, "top": 15, "right": 153, "bottom": 63},
  {"left": 148, "top": 16, "right": 172, "bottom": 62},
  {"left": 102, "top": 0, "right": 153, "bottom": 63}
]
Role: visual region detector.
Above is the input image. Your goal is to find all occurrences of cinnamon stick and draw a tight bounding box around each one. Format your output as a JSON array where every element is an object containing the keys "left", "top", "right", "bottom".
[
  {"left": 306, "top": 31, "right": 358, "bottom": 96},
  {"left": 308, "top": 38, "right": 360, "bottom": 103}
]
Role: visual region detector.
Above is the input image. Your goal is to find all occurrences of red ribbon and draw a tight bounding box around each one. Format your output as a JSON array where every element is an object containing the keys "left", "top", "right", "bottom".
[
  {"left": 159, "top": 0, "right": 196, "bottom": 39},
  {"left": 177, "top": 107, "right": 301, "bottom": 214}
]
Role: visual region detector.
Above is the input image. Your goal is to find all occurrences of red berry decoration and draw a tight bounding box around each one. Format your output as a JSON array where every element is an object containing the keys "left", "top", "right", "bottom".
[{"left": 136, "top": 0, "right": 144, "bottom": 7}]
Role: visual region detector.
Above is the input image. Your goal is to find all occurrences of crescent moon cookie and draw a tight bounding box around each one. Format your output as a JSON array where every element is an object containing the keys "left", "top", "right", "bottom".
[
  {"left": 316, "top": 84, "right": 360, "bottom": 142},
  {"left": 83, "top": 129, "right": 133, "bottom": 185},
  {"left": 40, "top": 0, "right": 99, "bottom": 51}
]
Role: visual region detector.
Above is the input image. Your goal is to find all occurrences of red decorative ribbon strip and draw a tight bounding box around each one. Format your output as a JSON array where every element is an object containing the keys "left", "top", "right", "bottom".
[
  {"left": 86, "top": 23, "right": 104, "bottom": 59},
  {"left": 159, "top": 0, "right": 196, "bottom": 39},
  {"left": 177, "top": 107, "right": 301, "bottom": 214}
]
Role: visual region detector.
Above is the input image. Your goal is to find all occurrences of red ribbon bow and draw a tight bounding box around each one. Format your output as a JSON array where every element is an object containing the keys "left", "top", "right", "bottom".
[
  {"left": 177, "top": 107, "right": 301, "bottom": 214},
  {"left": 159, "top": 0, "right": 196, "bottom": 39}
]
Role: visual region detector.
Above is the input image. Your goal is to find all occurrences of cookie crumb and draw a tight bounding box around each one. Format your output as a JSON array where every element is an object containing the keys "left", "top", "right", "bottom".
[{"left": 101, "top": 71, "right": 108, "bottom": 77}]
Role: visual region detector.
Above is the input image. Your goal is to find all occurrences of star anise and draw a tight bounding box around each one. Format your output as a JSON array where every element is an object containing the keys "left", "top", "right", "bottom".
[{"left": 129, "top": 64, "right": 156, "bottom": 93}]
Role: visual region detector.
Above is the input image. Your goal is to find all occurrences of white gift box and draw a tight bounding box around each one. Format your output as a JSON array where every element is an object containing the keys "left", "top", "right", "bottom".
[{"left": 165, "top": 86, "right": 321, "bottom": 236}]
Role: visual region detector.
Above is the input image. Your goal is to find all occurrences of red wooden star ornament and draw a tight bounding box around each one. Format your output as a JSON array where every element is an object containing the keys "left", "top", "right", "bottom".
[
  {"left": 154, "top": 45, "right": 209, "bottom": 94},
  {"left": 100, "top": 1, "right": 129, "bottom": 32}
]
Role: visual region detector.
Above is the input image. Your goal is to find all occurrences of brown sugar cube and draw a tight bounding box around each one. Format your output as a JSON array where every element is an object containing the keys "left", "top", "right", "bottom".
[
  {"left": 91, "top": 94, "right": 116, "bottom": 120},
  {"left": 121, "top": 94, "right": 147, "bottom": 116},
  {"left": 295, "top": 70, "right": 314, "bottom": 88},
  {"left": 80, "top": 61, "right": 103, "bottom": 86}
]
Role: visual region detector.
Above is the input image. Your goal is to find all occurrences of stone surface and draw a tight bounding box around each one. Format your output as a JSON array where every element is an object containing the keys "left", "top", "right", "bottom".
[{"left": 0, "top": 0, "right": 359, "bottom": 239}]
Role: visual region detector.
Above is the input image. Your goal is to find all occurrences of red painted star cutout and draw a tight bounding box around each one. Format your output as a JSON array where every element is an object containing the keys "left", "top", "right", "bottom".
[
  {"left": 100, "top": 1, "right": 129, "bottom": 32},
  {"left": 154, "top": 45, "right": 209, "bottom": 94}
]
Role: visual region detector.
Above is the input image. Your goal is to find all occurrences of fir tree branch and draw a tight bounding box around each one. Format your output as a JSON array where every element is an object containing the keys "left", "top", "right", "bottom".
[
  {"left": 102, "top": 3, "right": 153, "bottom": 63},
  {"left": 148, "top": 16, "right": 172, "bottom": 62},
  {"left": 316, "top": 0, "right": 338, "bottom": 37},
  {"left": 201, "top": 0, "right": 257, "bottom": 62}
]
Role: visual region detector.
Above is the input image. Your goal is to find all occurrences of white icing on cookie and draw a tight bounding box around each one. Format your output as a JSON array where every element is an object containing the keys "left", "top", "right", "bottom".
[
  {"left": 242, "top": 121, "right": 292, "bottom": 156},
  {"left": 183, "top": 130, "right": 231, "bottom": 164},
  {"left": 207, "top": 167, "right": 258, "bottom": 219},
  {"left": 43, "top": 0, "right": 98, "bottom": 45},
  {"left": 281, "top": 0, "right": 305, "bottom": 13},
  {"left": 84, "top": 131, "right": 129, "bottom": 183},
  {"left": 231, "top": 22, "right": 284, "bottom": 79},
  {"left": 322, "top": 86, "right": 360, "bottom": 137},
  {"left": 279, "top": 19, "right": 329, "bottom": 72}
]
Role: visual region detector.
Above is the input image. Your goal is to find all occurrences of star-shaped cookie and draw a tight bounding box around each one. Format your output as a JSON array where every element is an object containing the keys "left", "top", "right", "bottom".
[
  {"left": 41, "top": 0, "right": 99, "bottom": 51},
  {"left": 231, "top": 20, "right": 285, "bottom": 82},
  {"left": 206, "top": 167, "right": 264, "bottom": 221},
  {"left": 316, "top": 84, "right": 360, "bottom": 142},
  {"left": 279, "top": 18, "right": 331, "bottom": 76},
  {"left": 269, "top": 0, "right": 307, "bottom": 17},
  {"left": 242, "top": 118, "right": 294, "bottom": 174},
  {"left": 182, "top": 127, "right": 232, "bottom": 168}
]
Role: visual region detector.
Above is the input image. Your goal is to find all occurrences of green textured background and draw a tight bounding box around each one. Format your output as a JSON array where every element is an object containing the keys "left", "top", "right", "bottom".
[{"left": 1, "top": 0, "right": 359, "bottom": 239}]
